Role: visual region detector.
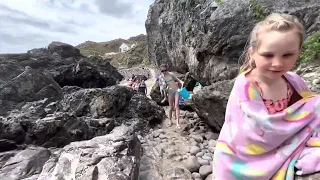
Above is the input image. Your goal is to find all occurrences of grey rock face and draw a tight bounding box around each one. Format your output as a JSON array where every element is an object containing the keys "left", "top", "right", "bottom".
[
  {"left": 0, "top": 41, "right": 123, "bottom": 88},
  {"left": 0, "top": 42, "right": 166, "bottom": 179},
  {"left": 146, "top": 0, "right": 320, "bottom": 85},
  {"left": 192, "top": 79, "right": 234, "bottom": 131}
]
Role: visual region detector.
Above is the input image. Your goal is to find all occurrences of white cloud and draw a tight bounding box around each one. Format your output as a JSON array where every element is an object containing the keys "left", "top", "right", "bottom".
[{"left": 0, "top": 0, "right": 154, "bottom": 53}]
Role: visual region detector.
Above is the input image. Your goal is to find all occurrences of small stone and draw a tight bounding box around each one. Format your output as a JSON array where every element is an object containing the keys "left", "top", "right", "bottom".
[
  {"left": 197, "top": 158, "right": 210, "bottom": 165},
  {"left": 167, "top": 151, "right": 177, "bottom": 158},
  {"left": 199, "top": 143, "right": 204, "bottom": 149},
  {"left": 183, "top": 155, "right": 189, "bottom": 159},
  {"left": 203, "top": 140, "right": 208, "bottom": 146},
  {"left": 186, "top": 112, "right": 194, "bottom": 118},
  {"left": 205, "top": 174, "right": 213, "bottom": 180},
  {"left": 153, "top": 131, "right": 160, "bottom": 138},
  {"left": 192, "top": 135, "right": 203, "bottom": 143},
  {"left": 208, "top": 139, "right": 217, "bottom": 147},
  {"left": 199, "top": 165, "right": 212, "bottom": 178},
  {"left": 313, "top": 79, "right": 320, "bottom": 85},
  {"left": 174, "top": 156, "right": 183, "bottom": 161},
  {"left": 184, "top": 156, "right": 201, "bottom": 172},
  {"left": 196, "top": 152, "right": 204, "bottom": 157},
  {"left": 208, "top": 146, "right": 215, "bottom": 153},
  {"left": 193, "top": 113, "right": 199, "bottom": 119},
  {"left": 190, "top": 146, "right": 201, "bottom": 155},
  {"left": 192, "top": 172, "right": 201, "bottom": 179},
  {"left": 190, "top": 141, "right": 198, "bottom": 146},
  {"left": 159, "top": 134, "right": 167, "bottom": 139},
  {"left": 202, "top": 155, "right": 213, "bottom": 161},
  {"left": 157, "top": 129, "right": 165, "bottom": 134}
]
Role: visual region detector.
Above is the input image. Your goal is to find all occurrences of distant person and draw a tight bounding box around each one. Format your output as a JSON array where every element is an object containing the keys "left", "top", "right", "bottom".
[
  {"left": 137, "top": 79, "right": 147, "bottom": 95},
  {"left": 160, "top": 64, "right": 183, "bottom": 129},
  {"left": 157, "top": 74, "right": 168, "bottom": 103},
  {"left": 129, "top": 74, "right": 135, "bottom": 88}
]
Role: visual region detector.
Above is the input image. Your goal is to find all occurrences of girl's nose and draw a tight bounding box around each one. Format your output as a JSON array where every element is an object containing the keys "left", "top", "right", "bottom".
[{"left": 271, "top": 57, "right": 284, "bottom": 67}]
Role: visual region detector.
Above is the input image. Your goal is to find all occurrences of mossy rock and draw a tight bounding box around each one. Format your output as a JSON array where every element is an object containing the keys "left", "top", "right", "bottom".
[{"left": 299, "top": 31, "right": 320, "bottom": 62}]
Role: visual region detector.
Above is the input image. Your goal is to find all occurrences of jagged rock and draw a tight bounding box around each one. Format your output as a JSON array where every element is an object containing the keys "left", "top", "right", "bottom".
[
  {"left": 48, "top": 41, "right": 82, "bottom": 58},
  {"left": 123, "top": 94, "right": 166, "bottom": 125},
  {"left": 0, "top": 125, "right": 142, "bottom": 180},
  {"left": 146, "top": 0, "right": 320, "bottom": 85},
  {"left": 150, "top": 82, "right": 167, "bottom": 105},
  {"left": 119, "top": 67, "right": 151, "bottom": 80},
  {"left": 295, "top": 62, "right": 320, "bottom": 93},
  {"left": 164, "top": 166, "right": 192, "bottom": 179},
  {"left": 60, "top": 85, "right": 134, "bottom": 118},
  {"left": 0, "top": 42, "right": 123, "bottom": 88},
  {"left": 183, "top": 72, "right": 197, "bottom": 91},
  {"left": 0, "top": 67, "right": 62, "bottom": 116},
  {"left": 0, "top": 147, "right": 51, "bottom": 179},
  {"left": 54, "top": 59, "right": 120, "bottom": 88},
  {"left": 191, "top": 80, "right": 234, "bottom": 132}
]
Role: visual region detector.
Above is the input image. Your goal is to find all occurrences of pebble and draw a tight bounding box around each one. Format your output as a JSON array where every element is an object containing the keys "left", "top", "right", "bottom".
[
  {"left": 208, "top": 139, "right": 217, "bottom": 147},
  {"left": 192, "top": 135, "right": 204, "bottom": 143},
  {"left": 199, "top": 165, "right": 212, "bottom": 178},
  {"left": 205, "top": 174, "right": 213, "bottom": 180},
  {"left": 196, "top": 152, "right": 204, "bottom": 157},
  {"left": 190, "top": 146, "right": 201, "bottom": 155},
  {"left": 312, "top": 79, "right": 320, "bottom": 85},
  {"left": 192, "top": 172, "right": 201, "bottom": 179},
  {"left": 197, "top": 158, "right": 210, "bottom": 165},
  {"left": 184, "top": 156, "right": 201, "bottom": 172}
]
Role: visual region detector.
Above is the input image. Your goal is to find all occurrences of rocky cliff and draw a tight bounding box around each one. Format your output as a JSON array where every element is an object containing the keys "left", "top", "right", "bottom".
[
  {"left": 0, "top": 42, "right": 165, "bottom": 179},
  {"left": 146, "top": 0, "right": 320, "bottom": 85}
]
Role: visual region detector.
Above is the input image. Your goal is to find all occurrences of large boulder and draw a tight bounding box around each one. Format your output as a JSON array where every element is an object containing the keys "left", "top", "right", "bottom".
[
  {"left": 0, "top": 67, "right": 63, "bottom": 116},
  {"left": 183, "top": 72, "right": 197, "bottom": 91},
  {"left": 0, "top": 42, "right": 123, "bottom": 88},
  {"left": 54, "top": 59, "right": 120, "bottom": 88},
  {"left": 60, "top": 85, "right": 134, "bottom": 118},
  {"left": 146, "top": 0, "right": 320, "bottom": 85},
  {"left": 48, "top": 41, "right": 82, "bottom": 58},
  {"left": 0, "top": 126, "right": 141, "bottom": 180},
  {"left": 191, "top": 80, "right": 234, "bottom": 132}
]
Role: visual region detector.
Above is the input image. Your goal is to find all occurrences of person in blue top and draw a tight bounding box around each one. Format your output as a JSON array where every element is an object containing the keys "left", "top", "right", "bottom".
[{"left": 159, "top": 64, "right": 183, "bottom": 129}]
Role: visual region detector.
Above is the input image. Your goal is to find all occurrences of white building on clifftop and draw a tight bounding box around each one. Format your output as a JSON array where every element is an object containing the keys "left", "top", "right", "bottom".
[{"left": 119, "top": 43, "right": 136, "bottom": 52}]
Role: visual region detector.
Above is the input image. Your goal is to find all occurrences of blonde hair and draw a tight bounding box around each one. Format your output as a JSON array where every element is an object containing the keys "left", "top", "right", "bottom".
[{"left": 239, "top": 13, "right": 305, "bottom": 73}]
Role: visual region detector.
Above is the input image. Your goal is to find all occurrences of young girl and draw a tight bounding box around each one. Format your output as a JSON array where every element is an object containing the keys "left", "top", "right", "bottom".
[
  {"left": 213, "top": 13, "right": 320, "bottom": 179},
  {"left": 160, "top": 64, "right": 183, "bottom": 129}
]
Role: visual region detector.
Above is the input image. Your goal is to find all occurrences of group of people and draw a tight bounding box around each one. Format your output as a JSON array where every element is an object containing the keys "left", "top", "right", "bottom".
[{"left": 128, "top": 75, "right": 147, "bottom": 95}]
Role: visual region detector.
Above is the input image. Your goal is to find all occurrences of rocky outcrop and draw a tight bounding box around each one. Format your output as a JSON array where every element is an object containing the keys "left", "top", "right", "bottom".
[
  {"left": 146, "top": 0, "right": 320, "bottom": 85},
  {"left": 0, "top": 126, "right": 142, "bottom": 180},
  {"left": 296, "top": 62, "right": 320, "bottom": 93},
  {"left": 0, "top": 43, "right": 165, "bottom": 179},
  {"left": 119, "top": 67, "right": 150, "bottom": 81},
  {"left": 0, "top": 67, "right": 62, "bottom": 116},
  {"left": 183, "top": 72, "right": 197, "bottom": 91},
  {"left": 0, "top": 42, "right": 123, "bottom": 88},
  {"left": 191, "top": 79, "right": 234, "bottom": 131}
]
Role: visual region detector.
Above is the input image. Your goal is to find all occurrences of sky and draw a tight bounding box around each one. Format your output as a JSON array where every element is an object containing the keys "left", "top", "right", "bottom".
[{"left": 0, "top": 0, "right": 154, "bottom": 53}]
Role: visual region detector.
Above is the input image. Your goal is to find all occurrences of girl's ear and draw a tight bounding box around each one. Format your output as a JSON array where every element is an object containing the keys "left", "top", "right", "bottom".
[{"left": 248, "top": 47, "right": 254, "bottom": 60}]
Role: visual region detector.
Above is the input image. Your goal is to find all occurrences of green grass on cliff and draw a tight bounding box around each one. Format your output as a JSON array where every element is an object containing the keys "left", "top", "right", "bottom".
[{"left": 299, "top": 32, "right": 320, "bottom": 62}]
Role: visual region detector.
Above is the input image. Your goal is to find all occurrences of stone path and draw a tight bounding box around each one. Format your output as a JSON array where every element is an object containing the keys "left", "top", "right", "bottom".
[
  {"left": 137, "top": 68, "right": 217, "bottom": 180},
  {"left": 138, "top": 107, "right": 217, "bottom": 180}
]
